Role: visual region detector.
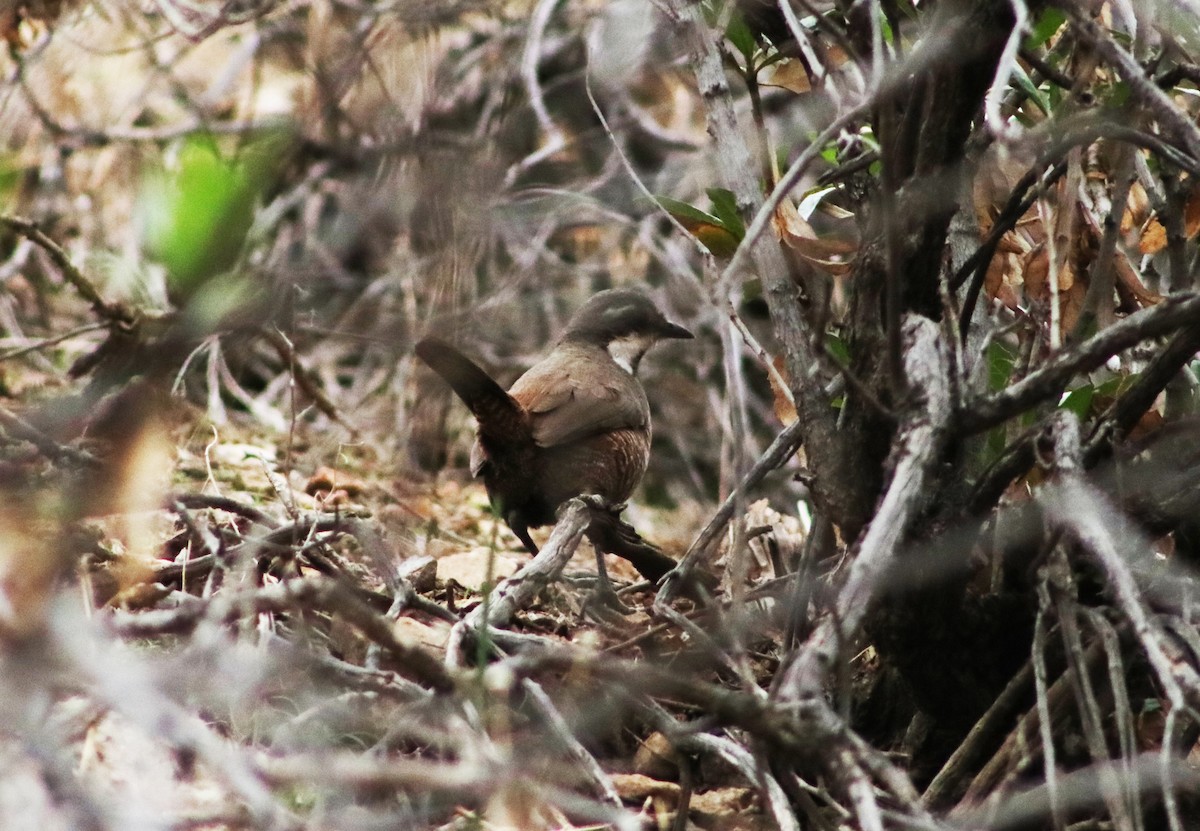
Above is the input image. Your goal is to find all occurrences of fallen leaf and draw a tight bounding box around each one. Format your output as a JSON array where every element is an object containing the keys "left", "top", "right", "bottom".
[
  {"left": 305, "top": 466, "right": 367, "bottom": 498},
  {"left": 633, "top": 732, "right": 680, "bottom": 779},
  {"left": 689, "top": 786, "right": 756, "bottom": 817},
  {"left": 393, "top": 616, "right": 451, "bottom": 649},
  {"left": 610, "top": 773, "right": 681, "bottom": 802}
]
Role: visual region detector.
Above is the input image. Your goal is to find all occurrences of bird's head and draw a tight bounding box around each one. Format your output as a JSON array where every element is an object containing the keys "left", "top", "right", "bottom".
[{"left": 562, "top": 288, "right": 693, "bottom": 374}]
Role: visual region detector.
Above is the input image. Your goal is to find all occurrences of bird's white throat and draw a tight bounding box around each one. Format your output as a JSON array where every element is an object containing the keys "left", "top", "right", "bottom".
[{"left": 607, "top": 333, "right": 657, "bottom": 374}]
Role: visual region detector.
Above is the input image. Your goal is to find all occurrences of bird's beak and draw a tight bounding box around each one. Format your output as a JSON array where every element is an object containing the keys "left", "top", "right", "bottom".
[{"left": 661, "top": 321, "right": 694, "bottom": 340}]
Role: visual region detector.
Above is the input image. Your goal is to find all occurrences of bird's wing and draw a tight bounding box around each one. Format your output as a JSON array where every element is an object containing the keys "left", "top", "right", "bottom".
[{"left": 509, "top": 358, "right": 648, "bottom": 448}]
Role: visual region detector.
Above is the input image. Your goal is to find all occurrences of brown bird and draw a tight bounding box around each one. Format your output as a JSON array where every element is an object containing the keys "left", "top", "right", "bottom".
[{"left": 415, "top": 288, "right": 692, "bottom": 583}]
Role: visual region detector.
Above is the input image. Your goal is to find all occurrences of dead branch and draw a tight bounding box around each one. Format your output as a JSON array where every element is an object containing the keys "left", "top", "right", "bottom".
[
  {"left": 445, "top": 496, "right": 594, "bottom": 666},
  {"left": 0, "top": 215, "right": 132, "bottom": 324},
  {"left": 1040, "top": 411, "right": 1200, "bottom": 710},
  {"left": 962, "top": 293, "right": 1200, "bottom": 434},
  {"left": 659, "top": 418, "right": 804, "bottom": 601}
]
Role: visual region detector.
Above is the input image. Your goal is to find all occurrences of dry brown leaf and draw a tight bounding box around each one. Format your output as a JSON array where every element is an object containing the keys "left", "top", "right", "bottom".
[
  {"left": 1019, "top": 245, "right": 1087, "bottom": 334},
  {"left": 773, "top": 199, "right": 857, "bottom": 276},
  {"left": 1127, "top": 408, "right": 1165, "bottom": 443},
  {"left": 1139, "top": 217, "right": 1168, "bottom": 255},
  {"left": 1138, "top": 181, "right": 1200, "bottom": 254},
  {"left": 393, "top": 616, "right": 451, "bottom": 650},
  {"left": 1123, "top": 180, "right": 1151, "bottom": 235},
  {"left": 689, "top": 786, "right": 756, "bottom": 816},
  {"left": 1058, "top": 275, "right": 1088, "bottom": 335},
  {"left": 633, "top": 731, "right": 680, "bottom": 779},
  {"left": 984, "top": 252, "right": 1021, "bottom": 311},
  {"left": 996, "top": 231, "right": 1025, "bottom": 255},
  {"left": 1186, "top": 187, "right": 1200, "bottom": 237},
  {"left": 762, "top": 59, "right": 811, "bottom": 93},
  {"left": 610, "top": 773, "right": 681, "bottom": 802},
  {"left": 1022, "top": 245, "right": 1049, "bottom": 301},
  {"left": 1057, "top": 260, "right": 1076, "bottom": 292}
]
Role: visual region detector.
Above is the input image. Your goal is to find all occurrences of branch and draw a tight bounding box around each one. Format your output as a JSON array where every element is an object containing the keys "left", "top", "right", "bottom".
[
  {"left": 663, "top": 0, "right": 845, "bottom": 521},
  {"left": 0, "top": 404, "right": 99, "bottom": 468},
  {"left": 1084, "top": 322, "right": 1200, "bottom": 465},
  {"left": 0, "top": 215, "right": 131, "bottom": 324},
  {"left": 658, "top": 418, "right": 804, "bottom": 602},
  {"left": 261, "top": 326, "right": 358, "bottom": 436},
  {"left": 1070, "top": 14, "right": 1200, "bottom": 163},
  {"left": 961, "top": 292, "right": 1200, "bottom": 434},
  {"left": 445, "top": 496, "right": 595, "bottom": 666},
  {"left": 777, "top": 315, "right": 952, "bottom": 698},
  {"left": 1040, "top": 411, "right": 1200, "bottom": 712}
]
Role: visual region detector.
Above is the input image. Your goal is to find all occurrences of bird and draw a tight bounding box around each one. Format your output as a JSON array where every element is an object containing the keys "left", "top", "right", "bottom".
[{"left": 415, "top": 287, "right": 693, "bottom": 584}]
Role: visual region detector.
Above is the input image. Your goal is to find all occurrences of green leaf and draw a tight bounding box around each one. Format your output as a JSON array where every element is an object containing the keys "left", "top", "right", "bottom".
[
  {"left": 1060, "top": 383, "right": 1095, "bottom": 419},
  {"left": 1107, "top": 79, "right": 1132, "bottom": 108},
  {"left": 825, "top": 331, "right": 850, "bottom": 366},
  {"left": 1093, "top": 376, "right": 1122, "bottom": 397},
  {"left": 1024, "top": 7, "right": 1066, "bottom": 50},
  {"left": 657, "top": 195, "right": 742, "bottom": 258},
  {"left": 0, "top": 157, "right": 17, "bottom": 207},
  {"left": 1012, "top": 63, "right": 1050, "bottom": 116},
  {"left": 725, "top": 8, "right": 757, "bottom": 62},
  {"left": 656, "top": 194, "right": 725, "bottom": 228},
  {"left": 142, "top": 130, "right": 289, "bottom": 303},
  {"left": 983, "top": 425, "right": 1007, "bottom": 465},
  {"left": 705, "top": 187, "right": 746, "bottom": 239},
  {"left": 986, "top": 340, "right": 1017, "bottom": 392}
]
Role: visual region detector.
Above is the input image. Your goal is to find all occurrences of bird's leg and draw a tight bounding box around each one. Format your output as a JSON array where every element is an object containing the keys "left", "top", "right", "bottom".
[
  {"left": 587, "top": 545, "right": 633, "bottom": 615},
  {"left": 585, "top": 509, "right": 678, "bottom": 583},
  {"left": 575, "top": 501, "right": 635, "bottom": 615},
  {"left": 510, "top": 519, "right": 540, "bottom": 556}
]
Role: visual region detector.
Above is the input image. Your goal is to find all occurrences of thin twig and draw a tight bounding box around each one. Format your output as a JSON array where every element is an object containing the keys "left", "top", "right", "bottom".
[
  {"left": 0, "top": 216, "right": 131, "bottom": 323},
  {"left": 962, "top": 292, "right": 1200, "bottom": 434},
  {"left": 658, "top": 418, "right": 804, "bottom": 601}
]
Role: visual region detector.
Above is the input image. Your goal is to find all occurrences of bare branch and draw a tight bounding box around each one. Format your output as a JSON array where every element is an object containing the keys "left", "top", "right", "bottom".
[{"left": 962, "top": 293, "right": 1200, "bottom": 434}]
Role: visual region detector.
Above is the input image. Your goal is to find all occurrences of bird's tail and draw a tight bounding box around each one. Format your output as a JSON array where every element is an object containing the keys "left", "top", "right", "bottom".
[{"left": 415, "top": 337, "right": 530, "bottom": 441}]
